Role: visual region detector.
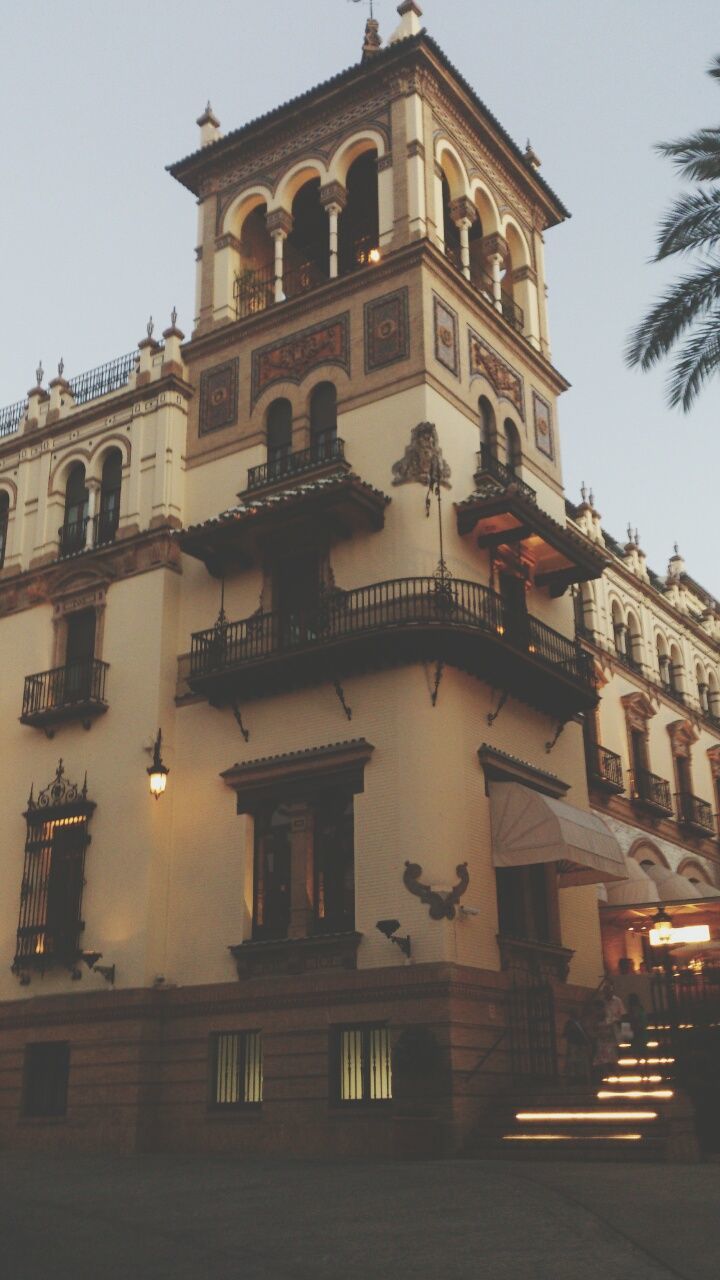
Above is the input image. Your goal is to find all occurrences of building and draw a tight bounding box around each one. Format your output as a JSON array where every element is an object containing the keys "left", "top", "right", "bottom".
[
  {"left": 569, "top": 498, "right": 720, "bottom": 1002},
  {"left": 0, "top": 4, "right": 644, "bottom": 1158}
]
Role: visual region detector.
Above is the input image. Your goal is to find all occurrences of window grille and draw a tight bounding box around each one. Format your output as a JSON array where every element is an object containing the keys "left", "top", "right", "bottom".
[
  {"left": 336, "top": 1025, "right": 392, "bottom": 1104},
  {"left": 22, "top": 1042, "right": 70, "bottom": 1117},
  {"left": 211, "top": 1032, "right": 263, "bottom": 1106}
]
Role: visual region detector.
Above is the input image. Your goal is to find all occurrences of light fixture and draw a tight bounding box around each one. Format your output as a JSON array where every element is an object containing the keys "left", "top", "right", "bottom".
[
  {"left": 652, "top": 906, "right": 673, "bottom": 947},
  {"left": 369, "top": 247, "right": 381, "bottom": 264},
  {"left": 148, "top": 729, "right": 169, "bottom": 799},
  {"left": 376, "top": 918, "right": 411, "bottom": 958}
]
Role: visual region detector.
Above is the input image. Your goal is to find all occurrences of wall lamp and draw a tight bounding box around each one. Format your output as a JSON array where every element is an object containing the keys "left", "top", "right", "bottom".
[
  {"left": 147, "top": 729, "right": 169, "bottom": 799},
  {"left": 82, "top": 951, "right": 116, "bottom": 984},
  {"left": 376, "top": 918, "right": 411, "bottom": 959}
]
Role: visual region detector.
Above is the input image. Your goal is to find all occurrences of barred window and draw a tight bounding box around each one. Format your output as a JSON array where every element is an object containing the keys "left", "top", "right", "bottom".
[
  {"left": 211, "top": 1032, "right": 263, "bottom": 1107},
  {"left": 335, "top": 1025, "right": 392, "bottom": 1104},
  {"left": 22, "top": 1042, "right": 70, "bottom": 1118}
]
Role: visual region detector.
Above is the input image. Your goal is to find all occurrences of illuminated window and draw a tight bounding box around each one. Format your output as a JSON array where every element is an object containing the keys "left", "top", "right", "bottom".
[
  {"left": 22, "top": 1042, "right": 70, "bottom": 1117},
  {"left": 335, "top": 1025, "right": 392, "bottom": 1104},
  {"left": 211, "top": 1032, "right": 263, "bottom": 1107}
]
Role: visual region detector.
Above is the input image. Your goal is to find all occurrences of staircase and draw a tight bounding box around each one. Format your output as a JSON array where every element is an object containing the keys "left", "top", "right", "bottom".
[{"left": 469, "top": 1028, "right": 700, "bottom": 1162}]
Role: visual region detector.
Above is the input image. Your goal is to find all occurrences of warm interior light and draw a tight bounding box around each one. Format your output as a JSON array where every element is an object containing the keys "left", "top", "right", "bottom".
[
  {"left": 652, "top": 906, "right": 674, "bottom": 946},
  {"left": 369, "top": 247, "right": 381, "bottom": 264},
  {"left": 597, "top": 1090, "right": 673, "bottom": 1100},
  {"left": 147, "top": 729, "right": 169, "bottom": 800},
  {"left": 515, "top": 1111, "right": 658, "bottom": 1122},
  {"left": 649, "top": 924, "right": 711, "bottom": 946}
]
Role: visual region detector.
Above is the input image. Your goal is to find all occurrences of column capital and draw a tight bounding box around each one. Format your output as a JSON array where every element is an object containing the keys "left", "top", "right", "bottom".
[
  {"left": 481, "top": 232, "right": 508, "bottom": 261},
  {"left": 512, "top": 264, "right": 538, "bottom": 285},
  {"left": 320, "top": 181, "right": 348, "bottom": 212},
  {"left": 215, "top": 232, "right": 242, "bottom": 254},
  {"left": 266, "top": 208, "right": 293, "bottom": 238},
  {"left": 449, "top": 196, "right": 477, "bottom": 227}
]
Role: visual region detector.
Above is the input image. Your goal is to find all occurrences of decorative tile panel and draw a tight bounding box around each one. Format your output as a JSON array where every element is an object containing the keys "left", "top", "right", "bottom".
[
  {"left": 251, "top": 314, "right": 350, "bottom": 406},
  {"left": 468, "top": 329, "right": 525, "bottom": 421},
  {"left": 433, "top": 294, "right": 459, "bottom": 378},
  {"left": 199, "top": 358, "right": 239, "bottom": 436},
  {"left": 532, "top": 390, "right": 554, "bottom": 460},
  {"left": 364, "top": 288, "right": 410, "bottom": 373}
]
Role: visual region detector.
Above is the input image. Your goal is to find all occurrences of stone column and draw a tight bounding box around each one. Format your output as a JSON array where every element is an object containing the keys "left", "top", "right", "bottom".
[
  {"left": 482, "top": 233, "right": 508, "bottom": 313},
  {"left": 266, "top": 209, "right": 293, "bottom": 303},
  {"left": 85, "top": 479, "right": 100, "bottom": 549},
  {"left": 287, "top": 802, "right": 315, "bottom": 939},
  {"left": 320, "top": 182, "right": 348, "bottom": 279},
  {"left": 449, "top": 197, "right": 477, "bottom": 281}
]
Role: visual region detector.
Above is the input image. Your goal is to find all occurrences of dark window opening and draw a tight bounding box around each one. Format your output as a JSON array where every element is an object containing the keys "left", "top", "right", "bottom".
[
  {"left": 333, "top": 1024, "right": 392, "bottom": 1104},
  {"left": 441, "top": 175, "right": 461, "bottom": 269},
  {"left": 64, "top": 609, "right": 97, "bottom": 703},
  {"left": 22, "top": 1042, "right": 70, "bottom": 1118},
  {"left": 309, "top": 383, "right": 337, "bottom": 453},
  {"left": 339, "top": 151, "right": 379, "bottom": 274},
  {"left": 314, "top": 793, "right": 355, "bottom": 934},
  {"left": 61, "top": 464, "right": 89, "bottom": 555},
  {"left": 0, "top": 490, "right": 8, "bottom": 568},
  {"left": 631, "top": 729, "right": 649, "bottom": 781},
  {"left": 495, "top": 864, "right": 556, "bottom": 945},
  {"left": 252, "top": 806, "right": 292, "bottom": 942},
  {"left": 274, "top": 550, "right": 322, "bottom": 646},
  {"left": 499, "top": 570, "right": 529, "bottom": 647},
  {"left": 16, "top": 815, "right": 88, "bottom": 966},
  {"left": 287, "top": 179, "right": 329, "bottom": 284},
  {"left": 210, "top": 1031, "right": 263, "bottom": 1107},
  {"left": 266, "top": 399, "right": 293, "bottom": 468},
  {"left": 503, "top": 418, "right": 521, "bottom": 473},
  {"left": 98, "top": 450, "right": 122, "bottom": 544}
]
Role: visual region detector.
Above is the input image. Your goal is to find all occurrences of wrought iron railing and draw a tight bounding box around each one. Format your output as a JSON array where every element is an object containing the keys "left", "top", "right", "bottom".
[
  {"left": 190, "top": 575, "right": 594, "bottom": 691},
  {"left": 615, "top": 646, "right": 644, "bottom": 675},
  {"left": 283, "top": 258, "right": 327, "bottom": 299},
  {"left": 588, "top": 745, "right": 624, "bottom": 792},
  {"left": 445, "top": 250, "right": 525, "bottom": 332},
  {"left": 234, "top": 264, "right": 275, "bottom": 318},
  {"left": 0, "top": 397, "right": 26, "bottom": 438},
  {"left": 94, "top": 507, "right": 120, "bottom": 547},
  {"left": 475, "top": 444, "right": 537, "bottom": 503},
  {"left": 247, "top": 438, "right": 346, "bottom": 491},
  {"left": 22, "top": 659, "right": 109, "bottom": 719},
  {"left": 500, "top": 291, "right": 524, "bottom": 332},
  {"left": 676, "top": 791, "right": 716, "bottom": 835},
  {"left": 58, "top": 518, "right": 89, "bottom": 558},
  {"left": 662, "top": 682, "right": 686, "bottom": 707},
  {"left": 632, "top": 768, "right": 673, "bottom": 814},
  {"left": 705, "top": 709, "right": 720, "bottom": 733},
  {"left": 69, "top": 351, "right": 137, "bottom": 405}
]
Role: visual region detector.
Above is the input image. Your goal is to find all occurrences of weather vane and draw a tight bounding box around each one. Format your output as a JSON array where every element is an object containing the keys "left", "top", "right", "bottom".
[{"left": 350, "top": 0, "right": 375, "bottom": 18}]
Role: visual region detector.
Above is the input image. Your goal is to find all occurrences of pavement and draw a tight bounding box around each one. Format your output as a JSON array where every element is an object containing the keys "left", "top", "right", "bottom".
[{"left": 1, "top": 1154, "right": 719, "bottom": 1280}]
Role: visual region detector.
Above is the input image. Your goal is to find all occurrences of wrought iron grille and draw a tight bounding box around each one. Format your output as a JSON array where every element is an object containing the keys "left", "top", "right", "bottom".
[
  {"left": 0, "top": 398, "right": 26, "bottom": 438},
  {"left": 22, "top": 659, "right": 109, "bottom": 719},
  {"left": 508, "top": 980, "right": 558, "bottom": 1079},
  {"left": 68, "top": 351, "right": 137, "bottom": 405},
  {"left": 676, "top": 791, "right": 715, "bottom": 834},
  {"left": 475, "top": 443, "right": 538, "bottom": 503},
  {"left": 58, "top": 518, "right": 89, "bottom": 558},
  {"left": 190, "top": 575, "right": 594, "bottom": 692},
  {"left": 234, "top": 264, "right": 275, "bottom": 318},
  {"left": 632, "top": 768, "right": 673, "bottom": 814},
  {"left": 211, "top": 1031, "right": 263, "bottom": 1106},
  {"left": 15, "top": 814, "right": 88, "bottom": 967},
  {"left": 246, "top": 438, "right": 346, "bottom": 491},
  {"left": 589, "top": 745, "right": 624, "bottom": 792},
  {"left": 500, "top": 291, "right": 524, "bottom": 332},
  {"left": 337, "top": 1025, "right": 392, "bottom": 1103}
]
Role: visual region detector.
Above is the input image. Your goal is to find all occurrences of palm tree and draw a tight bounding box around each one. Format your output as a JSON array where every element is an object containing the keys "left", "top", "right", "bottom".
[{"left": 626, "top": 55, "right": 720, "bottom": 410}]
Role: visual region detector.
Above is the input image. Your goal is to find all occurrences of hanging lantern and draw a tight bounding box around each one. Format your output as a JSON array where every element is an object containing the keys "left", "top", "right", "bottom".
[
  {"left": 147, "top": 729, "right": 169, "bottom": 799},
  {"left": 651, "top": 906, "right": 673, "bottom": 947}
]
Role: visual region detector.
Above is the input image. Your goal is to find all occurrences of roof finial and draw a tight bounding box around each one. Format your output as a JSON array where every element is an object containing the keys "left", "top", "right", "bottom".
[
  {"left": 626, "top": 522, "right": 633, "bottom": 544},
  {"left": 147, "top": 315, "right": 154, "bottom": 339},
  {"left": 580, "top": 481, "right": 587, "bottom": 503},
  {"left": 58, "top": 357, "right": 64, "bottom": 379},
  {"left": 35, "top": 360, "right": 44, "bottom": 387},
  {"left": 673, "top": 542, "right": 680, "bottom": 557},
  {"left": 588, "top": 488, "right": 595, "bottom": 508}
]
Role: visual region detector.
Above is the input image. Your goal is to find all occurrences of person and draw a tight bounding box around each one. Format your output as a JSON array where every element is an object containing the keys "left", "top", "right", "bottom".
[
  {"left": 563, "top": 1009, "right": 592, "bottom": 1082},
  {"left": 590, "top": 998, "right": 619, "bottom": 1082},
  {"left": 627, "top": 992, "right": 648, "bottom": 1054},
  {"left": 600, "top": 978, "right": 626, "bottom": 1043}
]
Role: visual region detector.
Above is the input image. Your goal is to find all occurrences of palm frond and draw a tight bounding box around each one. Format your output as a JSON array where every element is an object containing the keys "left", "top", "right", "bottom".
[
  {"left": 655, "top": 188, "right": 720, "bottom": 259},
  {"left": 708, "top": 54, "right": 720, "bottom": 82},
  {"left": 667, "top": 305, "right": 720, "bottom": 409},
  {"left": 626, "top": 261, "right": 720, "bottom": 370},
  {"left": 656, "top": 128, "right": 720, "bottom": 182}
]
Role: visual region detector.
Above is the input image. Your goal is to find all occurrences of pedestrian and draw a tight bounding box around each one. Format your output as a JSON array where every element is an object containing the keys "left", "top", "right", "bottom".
[
  {"left": 600, "top": 978, "right": 626, "bottom": 1044},
  {"left": 590, "top": 998, "right": 619, "bottom": 1083},
  {"left": 627, "top": 992, "right": 648, "bottom": 1054}
]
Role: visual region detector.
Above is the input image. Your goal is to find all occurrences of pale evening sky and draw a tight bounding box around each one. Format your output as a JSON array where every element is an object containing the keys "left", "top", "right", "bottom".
[{"left": 1, "top": 0, "right": 717, "bottom": 591}]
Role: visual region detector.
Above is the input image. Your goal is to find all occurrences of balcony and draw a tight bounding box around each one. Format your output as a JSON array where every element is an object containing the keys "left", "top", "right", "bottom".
[
  {"left": 245, "top": 438, "right": 348, "bottom": 495},
  {"left": 474, "top": 444, "right": 538, "bottom": 506},
  {"left": 587, "top": 745, "right": 625, "bottom": 795},
  {"left": 614, "top": 647, "right": 644, "bottom": 676},
  {"left": 21, "top": 659, "right": 109, "bottom": 731},
  {"left": 445, "top": 249, "right": 525, "bottom": 334},
  {"left": 676, "top": 791, "right": 716, "bottom": 837},
  {"left": 233, "top": 256, "right": 334, "bottom": 320},
  {"left": 188, "top": 574, "right": 597, "bottom": 718},
  {"left": 660, "top": 681, "right": 686, "bottom": 708},
  {"left": 630, "top": 768, "right": 674, "bottom": 818},
  {"left": 57, "top": 511, "right": 120, "bottom": 559}
]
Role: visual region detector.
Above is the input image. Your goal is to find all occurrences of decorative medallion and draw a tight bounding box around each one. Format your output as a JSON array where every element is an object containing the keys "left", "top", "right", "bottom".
[
  {"left": 199, "top": 358, "right": 239, "bottom": 436},
  {"left": 403, "top": 861, "right": 470, "bottom": 920},
  {"left": 532, "top": 390, "right": 554, "bottom": 460},
  {"left": 468, "top": 329, "right": 525, "bottom": 421},
  {"left": 433, "top": 294, "right": 459, "bottom": 378},
  {"left": 27, "top": 759, "right": 90, "bottom": 813},
  {"left": 364, "top": 287, "right": 410, "bottom": 373},
  {"left": 392, "top": 422, "right": 451, "bottom": 489},
  {"left": 251, "top": 313, "right": 350, "bottom": 406}
]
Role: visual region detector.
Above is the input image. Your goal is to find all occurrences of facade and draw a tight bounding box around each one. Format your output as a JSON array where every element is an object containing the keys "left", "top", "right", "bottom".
[
  {"left": 0, "top": 4, "right": 634, "bottom": 1158},
  {"left": 569, "top": 500, "right": 720, "bottom": 989}
]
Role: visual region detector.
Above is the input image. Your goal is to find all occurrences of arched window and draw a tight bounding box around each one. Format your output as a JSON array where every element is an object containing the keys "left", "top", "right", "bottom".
[
  {"left": 235, "top": 204, "right": 275, "bottom": 317},
  {"left": 441, "top": 174, "right": 461, "bottom": 270},
  {"left": 478, "top": 396, "right": 496, "bottom": 466},
  {"left": 60, "top": 464, "right": 89, "bottom": 557},
  {"left": 503, "top": 418, "right": 521, "bottom": 474},
  {"left": 669, "top": 643, "right": 685, "bottom": 700},
  {"left": 657, "top": 635, "right": 671, "bottom": 689},
  {"left": 708, "top": 671, "right": 720, "bottom": 720},
  {"left": 612, "top": 602, "right": 627, "bottom": 657},
  {"left": 286, "top": 179, "right": 329, "bottom": 292},
  {"left": 626, "top": 610, "right": 642, "bottom": 671},
  {"left": 310, "top": 383, "right": 337, "bottom": 456},
  {"left": 0, "top": 490, "right": 8, "bottom": 569},
  {"left": 339, "top": 151, "right": 379, "bottom": 273},
  {"left": 98, "top": 450, "right": 122, "bottom": 545},
  {"left": 265, "top": 399, "right": 293, "bottom": 479},
  {"left": 697, "top": 663, "right": 709, "bottom": 713}
]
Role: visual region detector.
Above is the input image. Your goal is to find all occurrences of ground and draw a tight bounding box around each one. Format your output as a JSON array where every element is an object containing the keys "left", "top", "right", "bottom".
[{"left": 1, "top": 1155, "right": 718, "bottom": 1279}]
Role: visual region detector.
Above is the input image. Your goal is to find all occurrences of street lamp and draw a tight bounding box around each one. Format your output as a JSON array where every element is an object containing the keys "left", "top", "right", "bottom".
[{"left": 147, "top": 729, "right": 169, "bottom": 799}]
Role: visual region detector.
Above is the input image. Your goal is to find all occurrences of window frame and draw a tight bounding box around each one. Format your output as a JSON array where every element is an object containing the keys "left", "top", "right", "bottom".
[
  {"left": 331, "top": 1023, "right": 393, "bottom": 1108},
  {"left": 21, "top": 1041, "right": 70, "bottom": 1119},
  {"left": 209, "top": 1030, "right": 263, "bottom": 1110}
]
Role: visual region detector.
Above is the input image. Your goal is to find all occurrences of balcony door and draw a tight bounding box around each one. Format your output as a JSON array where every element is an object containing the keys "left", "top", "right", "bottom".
[
  {"left": 630, "top": 728, "right": 649, "bottom": 793},
  {"left": 252, "top": 806, "right": 292, "bottom": 941},
  {"left": 499, "top": 571, "right": 529, "bottom": 649},
  {"left": 275, "top": 552, "right": 321, "bottom": 648},
  {"left": 63, "top": 610, "right": 96, "bottom": 703},
  {"left": 45, "top": 819, "right": 87, "bottom": 959}
]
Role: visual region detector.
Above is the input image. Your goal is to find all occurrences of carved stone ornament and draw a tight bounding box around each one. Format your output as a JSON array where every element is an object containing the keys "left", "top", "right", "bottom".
[
  {"left": 392, "top": 422, "right": 451, "bottom": 489},
  {"left": 403, "top": 860, "right": 469, "bottom": 920},
  {"left": 707, "top": 746, "right": 720, "bottom": 780},
  {"left": 667, "top": 719, "right": 699, "bottom": 758},
  {"left": 621, "top": 690, "right": 657, "bottom": 732},
  {"left": 468, "top": 330, "right": 525, "bottom": 421}
]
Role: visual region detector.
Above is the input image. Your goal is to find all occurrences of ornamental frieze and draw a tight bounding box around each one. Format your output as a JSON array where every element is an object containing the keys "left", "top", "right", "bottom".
[
  {"left": 468, "top": 329, "right": 525, "bottom": 421},
  {"left": 251, "top": 313, "right": 350, "bottom": 406}
]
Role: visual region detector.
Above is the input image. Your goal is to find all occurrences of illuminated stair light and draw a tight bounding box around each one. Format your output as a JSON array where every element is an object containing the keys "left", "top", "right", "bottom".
[
  {"left": 603, "top": 1075, "right": 663, "bottom": 1085},
  {"left": 503, "top": 1133, "right": 643, "bottom": 1142},
  {"left": 618, "top": 1057, "right": 674, "bottom": 1066},
  {"left": 597, "top": 1089, "right": 673, "bottom": 1100},
  {"left": 515, "top": 1110, "right": 658, "bottom": 1122}
]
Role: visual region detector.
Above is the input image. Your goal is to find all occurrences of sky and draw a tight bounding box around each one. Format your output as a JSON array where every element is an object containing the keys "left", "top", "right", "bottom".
[{"left": 1, "top": 0, "right": 718, "bottom": 591}]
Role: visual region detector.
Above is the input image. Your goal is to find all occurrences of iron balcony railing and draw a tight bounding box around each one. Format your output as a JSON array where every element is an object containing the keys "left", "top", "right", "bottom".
[
  {"left": 631, "top": 768, "right": 673, "bottom": 815},
  {"left": 615, "top": 646, "right": 644, "bottom": 675},
  {"left": 69, "top": 351, "right": 138, "bottom": 405},
  {"left": 0, "top": 397, "right": 26, "bottom": 438},
  {"left": 58, "top": 517, "right": 89, "bottom": 558},
  {"left": 499, "top": 291, "right": 524, "bottom": 332},
  {"left": 676, "top": 791, "right": 716, "bottom": 835},
  {"left": 705, "top": 709, "right": 720, "bottom": 733},
  {"left": 446, "top": 251, "right": 526, "bottom": 333},
  {"left": 247, "top": 438, "right": 346, "bottom": 491},
  {"left": 58, "top": 510, "right": 119, "bottom": 558},
  {"left": 475, "top": 443, "right": 537, "bottom": 504},
  {"left": 190, "top": 575, "right": 594, "bottom": 691},
  {"left": 661, "top": 681, "right": 686, "bottom": 707},
  {"left": 234, "top": 256, "right": 327, "bottom": 320},
  {"left": 22, "top": 659, "right": 109, "bottom": 720},
  {"left": 94, "top": 507, "right": 120, "bottom": 547},
  {"left": 588, "top": 745, "right": 625, "bottom": 793}
]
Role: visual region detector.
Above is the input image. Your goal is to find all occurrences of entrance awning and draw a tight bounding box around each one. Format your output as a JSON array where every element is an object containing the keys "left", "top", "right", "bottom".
[{"left": 489, "top": 781, "right": 627, "bottom": 887}]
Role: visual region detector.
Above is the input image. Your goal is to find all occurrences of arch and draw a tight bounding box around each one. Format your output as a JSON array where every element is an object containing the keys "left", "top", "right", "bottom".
[
  {"left": 221, "top": 184, "right": 274, "bottom": 239},
  {"left": 626, "top": 608, "right": 642, "bottom": 664},
  {"left": 435, "top": 139, "right": 470, "bottom": 200},
  {"left": 502, "top": 418, "right": 521, "bottom": 473},
  {"left": 708, "top": 669, "right": 720, "bottom": 717},
  {"left": 329, "top": 129, "right": 387, "bottom": 186},
  {"left": 695, "top": 660, "right": 710, "bottom": 712},
  {"left": 677, "top": 859, "right": 713, "bottom": 888},
  {"left": 309, "top": 382, "right": 337, "bottom": 451},
  {"left": 0, "top": 477, "right": 17, "bottom": 508},
  {"left": 669, "top": 641, "right": 685, "bottom": 693},
  {"left": 478, "top": 395, "right": 497, "bottom": 460},
  {"left": 502, "top": 217, "right": 532, "bottom": 269},
  {"left": 628, "top": 839, "right": 670, "bottom": 871},
  {"left": 274, "top": 159, "right": 329, "bottom": 212},
  {"left": 265, "top": 398, "right": 293, "bottom": 465},
  {"left": 339, "top": 149, "right": 379, "bottom": 273},
  {"left": 470, "top": 180, "right": 501, "bottom": 237},
  {"left": 611, "top": 598, "right": 627, "bottom": 657},
  {"left": 50, "top": 449, "right": 93, "bottom": 496},
  {"left": 91, "top": 435, "right": 130, "bottom": 482},
  {"left": 285, "top": 177, "right": 329, "bottom": 281}
]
